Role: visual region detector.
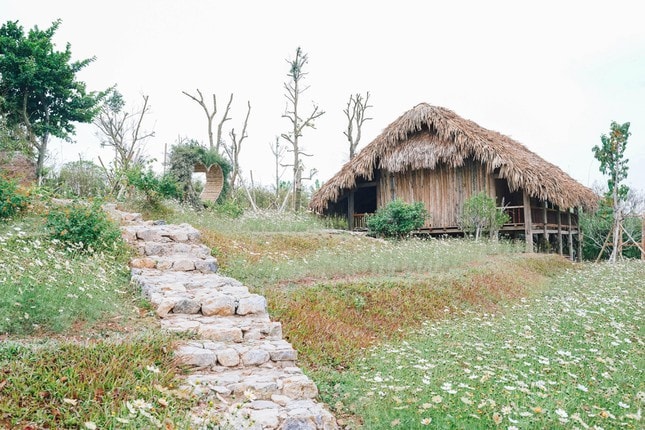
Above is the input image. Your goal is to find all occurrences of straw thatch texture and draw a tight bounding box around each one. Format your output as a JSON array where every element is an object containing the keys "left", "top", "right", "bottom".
[
  {"left": 194, "top": 163, "right": 224, "bottom": 202},
  {"left": 310, "top": 104, "right": 598, "bottom": 213}
]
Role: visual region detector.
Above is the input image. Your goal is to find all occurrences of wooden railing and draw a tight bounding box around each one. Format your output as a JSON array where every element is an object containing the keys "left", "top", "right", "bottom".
[
  {"left": 353, "top": 213, "right": 369, "bottom": 230},
  {"left": 501, "top": 206, "right": 579, "bottom": 228},
  {"left": 353, "top": 207, "right": 579, "bottom": 231}
]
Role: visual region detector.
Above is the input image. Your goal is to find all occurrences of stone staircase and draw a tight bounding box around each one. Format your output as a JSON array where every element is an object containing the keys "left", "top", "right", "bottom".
[{"left": 120, "top": 219, "right": 337, "bottom": 429}]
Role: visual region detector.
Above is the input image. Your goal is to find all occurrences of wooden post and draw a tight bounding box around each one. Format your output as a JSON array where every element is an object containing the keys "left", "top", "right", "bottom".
[
  {"left": 557, "top": 208, "right": 563, "bottom": 255},
  {"left": 642, "top": 216, "right": 645, "bottom": 260},
  {"left": 348, "top": 191, "right": 355, "bottom": 230},
  {"left": 523, "top": 191, "right": 533, "bottom": 253},
  {"left": 575, "top": 207, "right": 582, "bottom": 262},
  {"left": 568, "top": 210, "right": 574, "bottom": 260},
  {"left": 542, "top": 201, "right": 548, "bottom": 252}
]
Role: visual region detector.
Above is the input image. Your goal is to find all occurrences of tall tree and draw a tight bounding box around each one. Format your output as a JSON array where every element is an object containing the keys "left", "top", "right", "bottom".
[
  {"left": 0, "top": 19, "right": 100, "bottom": 182},
  {"left": 281, "top": 47, "right": 324, "bottom": 211},
  {"left": 223, "top": 100, "right": 251, "bottom": 190},
  {"left": 344, "top": 92, "right": 372, "bottom": 159},
  {"left": 592, "top": 121, "right": 631, "bottom": 263},
  {"left": 182, "top": 89, "right": 232, "bottom": 151}
]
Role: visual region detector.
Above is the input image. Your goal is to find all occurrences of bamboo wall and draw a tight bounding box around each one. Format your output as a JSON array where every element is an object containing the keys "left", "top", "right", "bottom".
[{"left": 377, "top": 159, "right": 495, "bottom": 228}]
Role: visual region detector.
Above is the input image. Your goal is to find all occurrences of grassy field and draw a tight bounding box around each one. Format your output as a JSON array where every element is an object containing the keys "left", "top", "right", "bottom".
[
  {"left": 2, "top": 206, "right": 642, "bottom": 429},
  {"left": 171, "top": 209, "right": 644, "bottom": 429},
  {"left": 0, "top": 212, "right": 194, "bottom": 429}
]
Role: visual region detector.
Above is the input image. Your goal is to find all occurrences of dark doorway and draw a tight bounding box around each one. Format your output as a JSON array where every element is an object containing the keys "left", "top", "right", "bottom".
[{"left": 354, "top": 186, "right": 377, "bottom": 214}]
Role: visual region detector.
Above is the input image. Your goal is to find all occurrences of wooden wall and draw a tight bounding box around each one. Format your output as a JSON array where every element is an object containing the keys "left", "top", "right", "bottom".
[{"left": 377, "top": 158, "right": 495, "bottom": 228}]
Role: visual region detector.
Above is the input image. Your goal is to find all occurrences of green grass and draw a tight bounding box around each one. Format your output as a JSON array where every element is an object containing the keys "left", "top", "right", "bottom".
[
  {"left": 0, "top": 333, "right": 194, "bottom": 429},
  {"left": 0, "top": 215, "right": 135, "bottom": 335},
  {"left": 313, "top": 261, "right": 644, "bottom": 429}
]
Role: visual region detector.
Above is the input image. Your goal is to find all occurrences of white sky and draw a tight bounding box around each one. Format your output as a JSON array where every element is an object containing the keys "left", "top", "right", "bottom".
[{"left": 4, "top": 0, "right": 645, "bottom": 192}]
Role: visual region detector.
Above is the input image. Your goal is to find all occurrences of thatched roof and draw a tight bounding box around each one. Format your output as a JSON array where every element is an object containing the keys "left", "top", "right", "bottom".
[{"left": 310, "top": 103, "right": 598, "bottom": 213}]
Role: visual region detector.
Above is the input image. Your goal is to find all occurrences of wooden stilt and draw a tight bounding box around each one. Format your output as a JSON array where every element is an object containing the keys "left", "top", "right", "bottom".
[
  {"left": 523, "top": 191, "right": 533, "bottom": 253},
  {"left": 575, "top": 207, "right": 582, "bottom": 262},
  {"left": 568, "top": 211, "right": 574, "bottom": 260},
  {"left": 557, "top": 208, "right": 563, "bottom": 255},
  {"left": 348, "top": 191, "right": 355, "bottom": 230},
  {"left": 542, "top": 201, "right": 548, "bottom": 252}
]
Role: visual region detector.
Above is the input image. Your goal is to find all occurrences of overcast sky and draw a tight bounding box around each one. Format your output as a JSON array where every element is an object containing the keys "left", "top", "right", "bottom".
[{"left": 4, "top": 0, "right": 645, "bottom": 192}]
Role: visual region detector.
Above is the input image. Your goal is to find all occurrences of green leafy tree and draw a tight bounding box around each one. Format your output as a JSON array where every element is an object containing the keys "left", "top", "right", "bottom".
[
  {"left": 366, "top": 199, "right": 427, "bottom": 238},
  {"left": 459, "top": 192, "right": 509, "bottom": 241},
  {"left": 592, "top": 121, "right": 630, "bottom": 262},
  {"left": 0, "top": 19, "right": 101, "bottom": 182}
]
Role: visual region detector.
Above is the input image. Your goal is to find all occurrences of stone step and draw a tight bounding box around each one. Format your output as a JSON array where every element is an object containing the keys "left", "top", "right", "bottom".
[
  {"left": 132, "top": 271, "right": 267, "bottom": 317},
  {"left": 182, "top": 366, "right": 319, "bottom": 402},
  {"left": 122, "top": 223, "right": 201, "bottom": 244},
  {"left": 175, "top": 339, "right": 298, "bottom": 370},
  {"left": 131, "top": 254, "right": 218, "bottom": 273},
  {"left": 160, "top": 314, "right": 283, "bottom": 342},
  {"left": 183, "top": 366, "right": 336, "bottom": 429},
  {"left": 130, "top": 240, "right": 213, "bottom": 258}
]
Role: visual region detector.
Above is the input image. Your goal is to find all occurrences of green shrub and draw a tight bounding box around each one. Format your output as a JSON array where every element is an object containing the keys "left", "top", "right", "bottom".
[
  {"left": 366, "top": 199, "right": 426, "bottom": 238},
  {"left": 0, "top": 176, "right": 29, "bottom": 219},
  {"left": 211, "top": 197, "right": 245, "bottom": 218},
  {"left": 46, "top": 200, "right": 123, "bottom": 253},
  {"left": 458, "top": 192, "right": 509, "bottom": 240},
  {"left": 56, "top": 160, "right": 107, "bottom": 198}
]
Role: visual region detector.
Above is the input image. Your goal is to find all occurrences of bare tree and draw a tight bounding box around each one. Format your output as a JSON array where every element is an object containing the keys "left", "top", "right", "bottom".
[
  {"left": 223, "top": 100, "right": 251, "bottom": 190},
  {"left": 182, "top": 89, "right": 233, "bottom": 151},
  {"left": 344, "top": 92, "right": 373, "bottom": 159},
  {"left": 270, "top": 136, "right": 287, "bottom": 201},
  {"left": 94, "top": 89, "right": 154, "bottom": 194},
  {"left": 281, "top": 47, "right": 325, "bottom": 211}
]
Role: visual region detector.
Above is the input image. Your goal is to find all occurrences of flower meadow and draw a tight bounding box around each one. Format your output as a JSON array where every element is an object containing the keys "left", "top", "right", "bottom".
[
  {"left": 0, "top": 218, "right": 133, "bottom": 335},
  {"left": 321, "top": 261, "right": 644, "bottom": 429}
]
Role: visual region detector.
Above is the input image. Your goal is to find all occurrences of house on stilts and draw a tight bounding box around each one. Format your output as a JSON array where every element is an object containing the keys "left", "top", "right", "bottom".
[{"left": 309, "top": 103, "right": 598, "bottom": 260}]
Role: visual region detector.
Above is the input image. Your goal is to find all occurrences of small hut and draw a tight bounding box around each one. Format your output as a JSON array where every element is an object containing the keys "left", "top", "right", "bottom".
[{"left": 310, "top": 103, "right": 598, "bottom": 259}]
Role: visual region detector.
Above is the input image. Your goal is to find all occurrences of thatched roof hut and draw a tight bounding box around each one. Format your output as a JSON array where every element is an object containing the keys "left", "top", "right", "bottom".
[{"left": 310, "top": 103, "right": 598, "bottom": 214}]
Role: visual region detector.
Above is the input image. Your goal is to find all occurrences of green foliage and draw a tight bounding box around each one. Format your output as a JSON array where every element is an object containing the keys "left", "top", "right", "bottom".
[
  {"left": 56, "top": 160, "right": 107, "bottom": 198},
  {"left": 593, "top": 121, "right": 631, "bottom": 201},
  {"left": 0, "top": 20, "right": 101, "bottom": 178},
  {"left": 366, "top": 199, "right": 427, "bottom": 238},
  {"left": 125, "top": 166, "right": 179, "bottom": 202},
  {"left": 210, "top": 197, "right": 245, "bottom": 218},
  {"left": 0, "top": 176, "right": 29, "bottom": 219},
  {"left": 459, "top": 191, "right": 509, "bottom": 240},
  {"left": 46, "top": 200, "right": 123, "bottom": 253},
  {"left": 0, "top": 115, "right": 32, "bottom": 155}
]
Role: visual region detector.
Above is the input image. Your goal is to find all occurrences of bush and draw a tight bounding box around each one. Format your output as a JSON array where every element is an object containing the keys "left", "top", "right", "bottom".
[
  {"left": 57, "top": 160, "right": 107, "bottom": 198},
  {"left": 366, "top": 199, "right": 426, "bottom": 238},
  {"left": 459, "top": 192, "right": 509, "bottom": 240},
  {"left": 46, "top": 200, "right": 123, "bottom": 253},
  {"left": 0, "top": 176, "right": 29, "bottom": 219}
]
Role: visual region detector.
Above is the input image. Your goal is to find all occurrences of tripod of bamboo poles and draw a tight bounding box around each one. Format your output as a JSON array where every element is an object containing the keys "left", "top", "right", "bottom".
[{"left": 595, "top": 214, "right": 645, "bottom": 262}]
